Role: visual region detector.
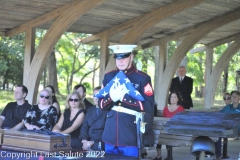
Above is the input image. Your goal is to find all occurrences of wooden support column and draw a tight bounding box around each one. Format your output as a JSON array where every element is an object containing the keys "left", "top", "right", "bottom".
[
  {"left": 204, "top": 39, "right": 240, "bottom": 108},
  {"left": 204, "top": 47, "right": 213, "bottom": 109},
  {"left": 104, "top": 55, "right": 115, "bottom": 74},
  {"left": 99, "top": 34, "right": 109, "bottom": 85},
  {"left": 154, "top": 43, "right": 167, "bottom": 110},
  {"left": 23, "top": 28, "right": 35, "bottom": 93},
  {"left": 25, "top": 0, "right": 106, "bottom": 104}
]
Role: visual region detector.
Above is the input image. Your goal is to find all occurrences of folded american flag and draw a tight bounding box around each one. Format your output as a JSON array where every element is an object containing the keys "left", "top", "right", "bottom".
[{"left": 94, "top": 71, "right": 144, "bottom": 101}]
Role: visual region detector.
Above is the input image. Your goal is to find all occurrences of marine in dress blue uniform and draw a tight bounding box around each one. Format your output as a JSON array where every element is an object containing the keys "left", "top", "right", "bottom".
[{"left": 98, "top": 45, "right": 155, "bottom": 158}]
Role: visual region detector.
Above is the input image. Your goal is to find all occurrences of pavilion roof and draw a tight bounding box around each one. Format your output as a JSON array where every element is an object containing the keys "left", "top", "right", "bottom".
[{"left": 0, "top": 0, "right": 240, "bottom": 48}]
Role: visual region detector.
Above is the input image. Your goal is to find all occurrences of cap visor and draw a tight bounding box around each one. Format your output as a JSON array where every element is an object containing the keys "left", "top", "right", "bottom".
[{"left": 114, "top": 52, "right": 131, "bottom": 59}]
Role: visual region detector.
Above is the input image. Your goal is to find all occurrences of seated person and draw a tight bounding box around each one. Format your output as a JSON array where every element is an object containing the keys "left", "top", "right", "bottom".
[
  {"left": 154, "top": 91, "right": 184, "bottom": 160},
  {"left": 214, "top": 90, "right": 240, "bottom": 160},
  {"left": 0, "top": 85, "right": 31, "bottom": 130},
  {"left": 74, "top": 84, "right": 93, "bottom": 111},
  {"left": 45, "top": 85, "right": 61, "bottom": 117},
  {"left": 80, "top": 86, "right": 108, "bottom": 151},
  {"left": 219, "top": 92, "right": 231, "bottom": 110},
  {"left": 52, "top": 91, "right": 85, "bottom": 149},
  {"left": 23, "top": 89, "right": 58, "bottom": 131}
]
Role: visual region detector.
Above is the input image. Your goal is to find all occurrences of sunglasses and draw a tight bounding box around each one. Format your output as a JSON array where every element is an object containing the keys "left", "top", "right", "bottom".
[
  {"left": 224, "top": 97, "right": 231, "bottom": 100},
  {"left": 69, "top": 98, "right": 79, "bottom": 102},
  {"left": 40, "top": 94, "right": 50, "bottom": 99}
]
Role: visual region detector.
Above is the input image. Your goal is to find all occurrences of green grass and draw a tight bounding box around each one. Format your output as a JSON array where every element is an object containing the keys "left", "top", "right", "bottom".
[{"left": 0, "top": 90, "right": 224, "bottom": 113}]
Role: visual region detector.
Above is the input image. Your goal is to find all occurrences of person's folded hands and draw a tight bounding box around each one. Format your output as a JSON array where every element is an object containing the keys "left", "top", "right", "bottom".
[{"left": 110, "top": 82, "right": 128, "bottom": 102}]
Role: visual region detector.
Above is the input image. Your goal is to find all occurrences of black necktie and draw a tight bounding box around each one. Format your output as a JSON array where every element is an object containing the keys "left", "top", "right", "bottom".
[{"left": 180, "top": 77, "right": 183, "bottom": 84}]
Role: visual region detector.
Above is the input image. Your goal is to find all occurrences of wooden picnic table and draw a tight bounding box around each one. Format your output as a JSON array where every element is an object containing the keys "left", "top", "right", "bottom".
[{"left": 163, "top": 111, "right": 240, "bottom": 159}]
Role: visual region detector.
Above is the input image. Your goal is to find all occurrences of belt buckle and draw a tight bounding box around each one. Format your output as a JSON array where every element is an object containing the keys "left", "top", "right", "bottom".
[{"left": 117, "top": 106, "right": 122, "bottom": 112}]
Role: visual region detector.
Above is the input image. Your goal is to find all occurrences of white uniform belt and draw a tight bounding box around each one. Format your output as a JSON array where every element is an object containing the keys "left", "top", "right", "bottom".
[
  {"left": 112, "top": 105, "right": 138, "bottom": 116},
  {"left": 112, "top": 105, "right": 146, "bottom": 133}
]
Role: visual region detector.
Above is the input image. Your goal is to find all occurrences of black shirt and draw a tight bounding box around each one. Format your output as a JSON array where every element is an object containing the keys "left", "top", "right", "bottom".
[{"left": 1, "top": 101, "right": 31, "bottom": 128}]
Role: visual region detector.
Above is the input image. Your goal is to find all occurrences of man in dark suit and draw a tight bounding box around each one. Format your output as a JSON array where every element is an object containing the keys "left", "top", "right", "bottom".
[
  {"left": 74, "top": 84, "right": 93, "bottom": 111},
  {"left": 80, "top": 86, "right": 108, "bottom": 150},
  {"left": 170, "top": 66, "right": 193, "bottom": 109}
]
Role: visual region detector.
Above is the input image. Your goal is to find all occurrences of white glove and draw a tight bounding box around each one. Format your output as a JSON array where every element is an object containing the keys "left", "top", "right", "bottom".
[{"left": 110, "top": 82, "right": 128, "bottom": 102}]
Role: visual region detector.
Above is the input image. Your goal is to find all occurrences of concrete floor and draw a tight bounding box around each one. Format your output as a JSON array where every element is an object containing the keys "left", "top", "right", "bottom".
[{"left": 143, "top": 139, "right": 240, "bottom": 160}]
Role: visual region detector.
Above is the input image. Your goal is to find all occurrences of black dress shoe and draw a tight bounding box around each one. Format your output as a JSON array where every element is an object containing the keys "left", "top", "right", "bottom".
[{"left": 153, "top": 157, "right": 162, "bottom": 160}]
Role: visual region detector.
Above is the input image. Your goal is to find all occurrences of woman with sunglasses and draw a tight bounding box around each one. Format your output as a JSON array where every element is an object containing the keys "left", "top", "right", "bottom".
[
  {"left": 52, "top": 91, "right": 85, "bottom": 149},
  {"left": 45, "top": 85, "right": 61, "bottom": 117},
  {"left": 223, "top": 92, "right": 231, "bottom": 105},
  {"left": 23, "top": 89, "right": 58, "bottom": 131}
]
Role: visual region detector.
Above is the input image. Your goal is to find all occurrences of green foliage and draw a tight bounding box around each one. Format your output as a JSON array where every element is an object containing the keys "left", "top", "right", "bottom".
[
  {"left": 55, "top": 32, "right": 100, "bottom": 93},
  {"left": 187, "top": 51, "right": 205, "bottom": 86},
  {"left": 1, "top": 30, "right": 239, "bottom": 101},
  {"left": 0, "top": 34, "right": 25, "bottom": 88},
  {"left": 167, "top": 41, "right": 177, "bottom": 60}
]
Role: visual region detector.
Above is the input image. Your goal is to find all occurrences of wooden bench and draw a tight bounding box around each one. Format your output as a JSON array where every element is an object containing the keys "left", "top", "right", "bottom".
[
  {"left": 185, "top": 107, "right": 220, "bottom": 112},
  {"left": 152, "top": 117, "right": 194, "bottom": 160}
]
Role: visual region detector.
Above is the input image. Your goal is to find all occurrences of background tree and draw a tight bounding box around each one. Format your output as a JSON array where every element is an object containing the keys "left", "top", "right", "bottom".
[
  {"left": 0, "top": 34, "right": 25, "bottom": 89},
  {"left": 56, "top": 32, "right": 100, "bottom": 94}
]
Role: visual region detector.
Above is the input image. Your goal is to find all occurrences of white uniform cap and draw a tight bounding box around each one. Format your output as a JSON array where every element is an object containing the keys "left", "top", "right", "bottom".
[{"left": 109, "top": 45, "right": 137, "bottom": 59}]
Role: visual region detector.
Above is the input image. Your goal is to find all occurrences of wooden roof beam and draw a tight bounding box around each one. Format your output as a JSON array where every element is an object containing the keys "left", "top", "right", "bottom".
[
  {"left": 5, "top": 0, "right": 78, "bottom": 37},
  {"left": 206, "top": 32, "right": 240, "bottom": 48},
  {"left": 81, "top": 15, "right": 144, "bottom": 44},
  {"left": 0, "top": 32, "right": 6, "bottom": 37},
  {"left": 142, "top": 26, "right": 193, "bottom": 49},
  {"left": 81, "top": 0, "right": 204, "bottom": 44},
  {"left": 120, "top": 0, "right": 204, "bottom": 44},
  {"left": 142, "top": 9, "right": 240, "bottom": 49}
]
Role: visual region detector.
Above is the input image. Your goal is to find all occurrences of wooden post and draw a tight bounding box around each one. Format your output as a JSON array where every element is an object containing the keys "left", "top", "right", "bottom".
[
  {"left": 154, "top": 43, "right": 167, "bottom": 110},
  {"left": 99, "top": 34, "right": 109, "bottom": 85},
  {"left": 204, "top": 47, "right": 213, "bottom": 108},
  {"left": 24, "top": 27, "right": 35, "bottom": 102}
]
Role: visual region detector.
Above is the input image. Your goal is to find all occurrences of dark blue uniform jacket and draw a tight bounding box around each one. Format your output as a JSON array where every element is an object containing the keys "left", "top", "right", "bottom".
[{"left": 99, "top": 65, "right": 155, "bottom": 147}]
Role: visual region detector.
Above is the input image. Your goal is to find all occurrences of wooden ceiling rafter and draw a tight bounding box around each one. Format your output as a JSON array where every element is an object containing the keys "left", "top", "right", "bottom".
[
  {"left": 5, "top": 0, "right": 79, "bottom": 37},
  {"left": 120, "top": 0, "right": 204, "bottom": 44},
  {"left": 142, "top": 8, "right": 240, "bottom": 49},
  {"left": 206, "top": 32, "right": 240, "bottom": 48},
  {"left": 81, "top": 0, "right": 204, "bottom": 45},
  {"left": 80, "top": 13, "right": 146, "bottom": 44}
]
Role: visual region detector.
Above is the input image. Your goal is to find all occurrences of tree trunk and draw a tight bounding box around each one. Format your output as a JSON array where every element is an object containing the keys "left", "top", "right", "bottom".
[
  {"left": 3, "top": 68, "right": 9, "bottom": 90},
  {"left": 47, "top": 50, "right": 60, "bottom": 94},
  {"left": 92, "top": 61, "right": 98, "bottom": 89},
  {"left": 142, "top": 55, "right": 148, "bottom": 73}
]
